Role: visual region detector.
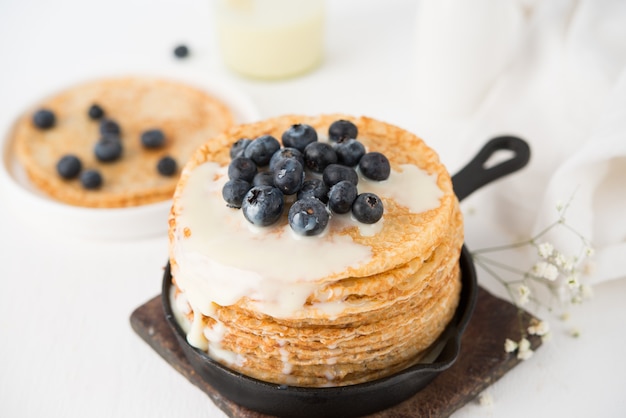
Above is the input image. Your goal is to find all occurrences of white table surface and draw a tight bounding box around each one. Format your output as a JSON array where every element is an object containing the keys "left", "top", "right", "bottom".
[{"left": 1, "top": 1, "right": 625, "bottom": 417}]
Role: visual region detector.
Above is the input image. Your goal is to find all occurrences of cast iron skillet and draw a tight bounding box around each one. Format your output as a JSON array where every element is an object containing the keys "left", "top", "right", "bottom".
[{"left": 161, "top": 136, "right": 531, "bottom": 418}]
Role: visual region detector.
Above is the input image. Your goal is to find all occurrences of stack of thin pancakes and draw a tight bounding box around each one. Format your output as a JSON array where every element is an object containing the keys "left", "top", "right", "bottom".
[{"left": 169, "top": 114, "right": 463, "bottom": 387}]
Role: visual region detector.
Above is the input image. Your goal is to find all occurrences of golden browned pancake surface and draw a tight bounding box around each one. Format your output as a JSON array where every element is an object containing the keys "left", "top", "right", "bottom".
[{"left": 12, "top": 77, "right": 235, "bottom": 208}]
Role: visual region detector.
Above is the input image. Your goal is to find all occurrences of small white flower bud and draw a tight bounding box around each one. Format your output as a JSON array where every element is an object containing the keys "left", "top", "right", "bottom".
[
  {"left": 528, "top": 320, "right": 550, "bottom": 336},
  {"left": 537, "top": 242, "right": 554, "bottom": 259},
  {"left": 504, "top": 338, "right": 518, "bottom": 353},
  {"left": 533, "top": 261, "right": 559, "bottom": 281}
]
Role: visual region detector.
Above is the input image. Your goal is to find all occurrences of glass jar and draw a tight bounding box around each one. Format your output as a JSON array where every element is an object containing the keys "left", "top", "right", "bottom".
[{"left": 215, "top": 0, "right": 325, "bottom": 80}]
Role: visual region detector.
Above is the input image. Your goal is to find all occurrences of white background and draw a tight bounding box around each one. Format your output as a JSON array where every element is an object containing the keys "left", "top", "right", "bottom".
[{"left": 1, "top": 1, "right": 625, "bottom": 417}]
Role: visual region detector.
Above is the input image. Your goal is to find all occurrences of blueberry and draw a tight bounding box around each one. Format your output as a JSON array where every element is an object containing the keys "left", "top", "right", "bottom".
[
  {"left": 297, "top": 178, "right": 329, "bottom": 203},
  {"left": 94, "top": 136, "right": 123, "bottom": 162},
  {"left": 141, "top": 129, "right": 166, "bottom": 149},
  {"left": 359, "top": 152, "right": 391, "bottom": 181},
  {"left": 174, "top": 44, "right": 189, "bottom": 58},
  {"left": 273, "top": 158, "right": 304, "bottom": 195},
  {"left": 88, "top": 104, "right": 105, "bottom": 120},
  {"left": 242, "top": 186, "right": 284, "bottom": 226},
  {"left": 322, "top": 164, "right": 358, "bottom": 187},
  {"left": 222, "top": 179, "right": 252, "bottom": 208},
  {"left": 328, "top": 181, "right": 357, "bottom": 214},
  {"left": 334, "top": 139, "right": 366, "bottom": 167},
  {"left": 32, "top": 109, "right": 55, "bottom": 129},
  {"left": 281, "top": 124, "right": 318, "bottom": 151},
  {"left": 56, "top": 154, "right": 82, "bottom": 179},
  {"left": 80, "top": 169, "right": 103, "bottom": 190},
  {"left": 328, "top": 119, "right": 358, "bottom": 142},
  {"left": 252, "top": 171, "right": 275, "bottom": 187},
  {"left": 230, "top": 138, "right": 252, "bottom": 159},
  {"left": 157, "top": 156, "right": 177, "bottom": 176},
  {"left": 99, "top": 118, "right": 121, "bottom": 136},
  {"left": 244, "top": 135, "right": 280, "bottom": 166},
  {"left": 303, "top": 142, "right": 337, "bottom": 173},
  {"left": 288, "top": 198, "right": 329, "bottom": 236},
  {"left": 228, "top": 157, "right": 257, "bottom": 182},
  {"left": 269, "top": 147, "right": 304, "bottom": 171},
  {"left": 352, "top": 193, "right": 384, "bottom": 224}
]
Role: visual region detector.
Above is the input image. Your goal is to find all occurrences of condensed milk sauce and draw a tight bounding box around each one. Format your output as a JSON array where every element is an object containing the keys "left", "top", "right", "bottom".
[{"left": 171, "top": 150, "right": 443, "bottom": 362}]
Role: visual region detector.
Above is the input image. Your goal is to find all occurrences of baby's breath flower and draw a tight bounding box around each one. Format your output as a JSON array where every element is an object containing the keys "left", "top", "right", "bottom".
[
  {"left": 517, "top": 284, "right": 531, "bottom": 305},
  {"left": 552, "top": 252, "right": 567, "bottom": 269},
  {"left": 570, "top": 328, "right": 581, "bottom": 338},
  {"left": 537, "top": 242, "right": 554, "bottom": 259},
  {"left": 470, "top": 197, "right": 593, "bottom": 356},
  {"left": 562, "top": 256, "right": 576, "bottom": 273},
  {"left": 566, "top": 274, "right": 580, "bottom": 289},
  {"left": 478, "top": 391, "right": 494, "bottom": 406},
  {"left": 517, "top": 338, "right": 533, "bottom": 360},
  {"left": 528, "top": 320, "right": 550, "bottom": 336},
  {"left": 541, "top": 332, "right": 552, "bottom": 343},
  {"left": 581, "top": 284, "right": 593, "bottom": 299},
  {"left": 504, "top": 338, "right": 518, "bottom": 353},
  {"left": 518, "top": 338, "right": 531, "bottom": 351},
  {"left": 532, "top": 261, "right": 559, "bottom": 281}
]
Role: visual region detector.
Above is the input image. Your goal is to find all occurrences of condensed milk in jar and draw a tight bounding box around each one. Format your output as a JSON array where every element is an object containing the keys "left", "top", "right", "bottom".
[{"left": 215, "top": 0, "right": 325, "bottom": 80}]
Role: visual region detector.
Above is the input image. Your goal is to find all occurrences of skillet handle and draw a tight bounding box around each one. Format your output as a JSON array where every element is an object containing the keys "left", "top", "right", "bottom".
[{"left": 451, "top": 136, "right": 530, "bottom": 202}]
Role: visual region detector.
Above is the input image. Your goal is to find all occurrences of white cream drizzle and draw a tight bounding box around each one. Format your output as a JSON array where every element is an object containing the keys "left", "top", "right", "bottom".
[{"left": 171, "top": 146, "right": 444, "bottom": 361}]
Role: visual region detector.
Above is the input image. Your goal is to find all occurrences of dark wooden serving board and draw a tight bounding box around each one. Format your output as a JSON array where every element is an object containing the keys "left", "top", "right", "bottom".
[{"left": 130, "top": 287, "right": 541, "bottom": 418}]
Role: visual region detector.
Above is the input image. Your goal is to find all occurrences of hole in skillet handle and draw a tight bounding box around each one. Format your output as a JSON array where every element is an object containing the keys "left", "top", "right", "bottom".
[{"left": 452, "top": 136, "right": 531, "bottom": 202}]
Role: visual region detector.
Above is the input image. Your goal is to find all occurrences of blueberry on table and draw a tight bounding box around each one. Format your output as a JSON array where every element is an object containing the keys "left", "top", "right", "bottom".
[
  {"left": 303, "top": 142, "right": 337, "bottom": 173},
  {"left": 94, "top": 136, "right": 123, "bottom": 162},
  {"left": 88, "top": 104, "right": 105, "bottom": 120},
  {"left": 228, "top": 157, "right": 257, "bottom": 182},
  {"left": 80, "top": 169, "right": 103, "bottom": 190},
  {"left": 322, "top": 164, "right": 358, "bottom": 187},
  {"left": 328, "top": 119, "right": 358, "bottom": 142},
  {"left": 359, "top": 152, "right": 390, "bottom": 181},
  {"left": 222, "top": 179, "right": 252, "bottom": 208},
  {"left": 242, "top": 186, "right": 284, "bottom": 226},
  {"left": 157, "top": 156, "right": 177, "bottom": 176},
  {"left": 252, "top": 171, "right": 275, "bottom": 187},
  {"left": 244, "top": 135, "right": 281, "bottom": 166},
  {"left": 297, "top": 178, "right": 329, "bottom": 203},
  {"left": 230, "top": 138, "right": 252, "bottom": 159},
  {"left": 32, "top": 109, "right": 55, "bottom": 129},
  {"left": 174, "top": 44, "right": 189, "bottom": 58},
  {"left": 269, "top": 147, "right": 304, "bottom": 171},
  {"left": 289, "top": 198, "right": 329, "bottom": 236},
  {"left": 56, "top": 155, "right": 82, "bottom": 179},
  {"left": 273, "top": 158, "right": 304, "bottom": 195},
  {"left": 352, "top": 193, "right": 384, "bottom": 224},
  {"left": 281, "top": 124, "right": 318, "bottom": 152},
  {"left": 141, "top": 129, "right": 166, "bottom": 149},
  {"left": 99, "top": 118, "right": 121, "bottom": 136},
  {"left": 328, "top": 180, "right": 357, "bottom": 214},
  {"left": 334, "top": 139, "right": 365, "bottom": 167}
]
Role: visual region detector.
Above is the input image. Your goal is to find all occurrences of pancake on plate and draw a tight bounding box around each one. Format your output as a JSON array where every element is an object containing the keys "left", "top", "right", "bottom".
[
  {"left": 11, "top": 77, "right": 235, "bottom": 208},
  {"left": 168, "top": 114, "right": 463, "bottom": 387}
]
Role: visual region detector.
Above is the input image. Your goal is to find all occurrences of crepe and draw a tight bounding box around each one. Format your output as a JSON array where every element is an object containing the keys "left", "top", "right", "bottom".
[
  {"left": 12, "top": 77, "right": 235, "bottom": 208},
  {"left": 169, "top": 114, "right": 463, "bottom": 387}
]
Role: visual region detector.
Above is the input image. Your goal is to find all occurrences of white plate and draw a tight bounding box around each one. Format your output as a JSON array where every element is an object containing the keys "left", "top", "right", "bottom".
[{"left": 0, "top": 68, "right": 260, "bottom": 241}]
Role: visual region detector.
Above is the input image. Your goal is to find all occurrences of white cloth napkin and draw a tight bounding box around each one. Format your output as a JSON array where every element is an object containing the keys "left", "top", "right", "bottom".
[{"left": 413, "top": 0, "right": 626, "bottom": 283}]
